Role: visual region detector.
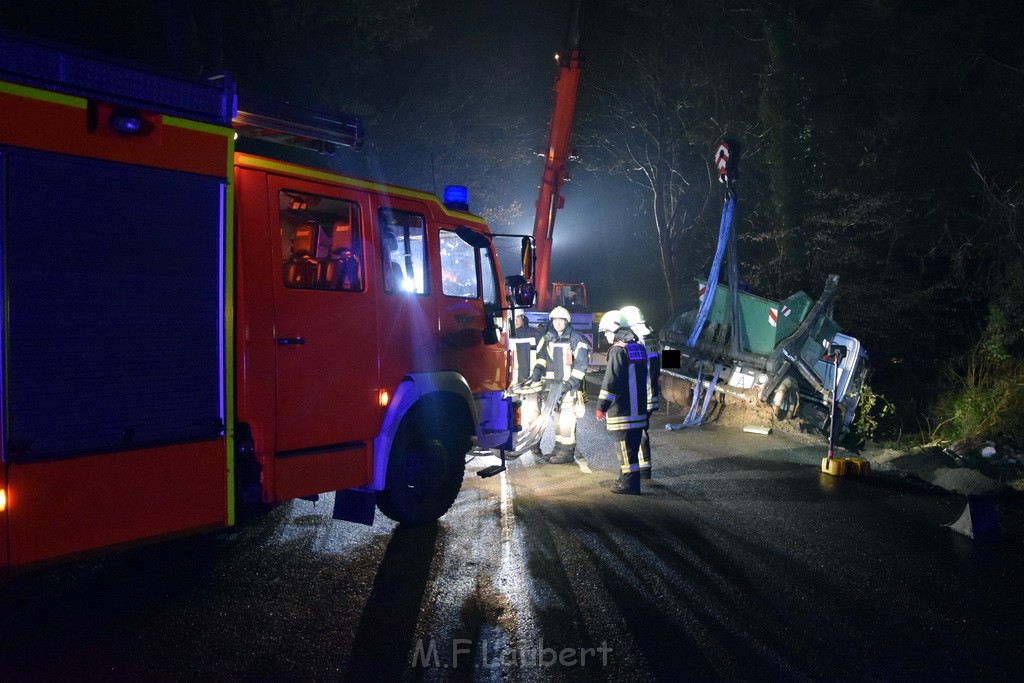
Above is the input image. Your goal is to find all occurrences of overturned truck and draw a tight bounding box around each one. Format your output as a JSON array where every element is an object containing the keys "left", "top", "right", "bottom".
[{"left": 659, "top": 274, "right": 868, "bottom": 434}]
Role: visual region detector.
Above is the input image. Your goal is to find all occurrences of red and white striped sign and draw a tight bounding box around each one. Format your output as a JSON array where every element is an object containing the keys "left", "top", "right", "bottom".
[
  {"left": 768, "top": 306, "right": 791, "bottom": 327},
  {"left": 715, "top": 143, "right": 730, "bottom": 179}
]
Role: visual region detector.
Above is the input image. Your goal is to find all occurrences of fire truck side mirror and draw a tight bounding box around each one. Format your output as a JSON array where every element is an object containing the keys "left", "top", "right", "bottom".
[
  {"left": 505, "top": 275, "right": 536, "bottom": 308},
  {"left": 521, "top": 237, "right": 534, "bottom": 281}
]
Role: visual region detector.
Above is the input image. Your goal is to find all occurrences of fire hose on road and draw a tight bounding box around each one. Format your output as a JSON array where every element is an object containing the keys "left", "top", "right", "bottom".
[
  {"left": 476, "top": 380, "right": 566, "bottom": 478},
  {"left": 507, "top": 380, "right": 566, "bottom": 454}
]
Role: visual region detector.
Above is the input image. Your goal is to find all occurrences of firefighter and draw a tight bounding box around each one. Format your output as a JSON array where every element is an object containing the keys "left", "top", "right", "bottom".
[
  {"left": 529, "top": 305, "right": 589, "bottom": 464},
  {"left": 595, "top": 310, "right": 649, "bottom": 495},
  {"left": 620, "top": 305, "right": 660, "bottom": 479},
  {"left": 510, "top": 312, "right": 544, "bottom": 456}
]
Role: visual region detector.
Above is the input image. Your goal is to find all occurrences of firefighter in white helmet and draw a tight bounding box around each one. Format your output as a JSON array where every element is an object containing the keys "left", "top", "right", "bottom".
[
  {"left": 529, "top": 305, "right": 590, "bottom": 463},
  {"left": 620, "top": 305, "right": 660, "bottom": 479},
  {"left": 596, "top": 310, "right": 649, "bottom": 494}
]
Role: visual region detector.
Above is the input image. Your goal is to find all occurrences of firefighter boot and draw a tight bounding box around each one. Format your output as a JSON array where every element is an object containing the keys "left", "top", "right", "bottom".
[
  {"left": 610, "top": 472, "right": 641, "bottom": 495},
  {"left": 639, "top": 429, "right": 652, "bottom": 480},
  {"left": 545, "top": 443, "right": 576, "bottom": 464},
  {"left": 610, "top": 440, "right": 641, "bottom": 494}
]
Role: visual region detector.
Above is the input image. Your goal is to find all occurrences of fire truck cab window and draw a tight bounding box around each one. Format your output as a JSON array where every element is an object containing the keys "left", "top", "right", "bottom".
[
  {"left": 481, "top": 249, "right": 499, "bottom": 306},
  {"left": 280, "top": 192, "right": 363, "bottom": 291},
  {"left": 379, "top": 208, "right": 427, "bottom": 294},
  {"left": 439, "top": 229, "right": 479, "bottom": 298}
]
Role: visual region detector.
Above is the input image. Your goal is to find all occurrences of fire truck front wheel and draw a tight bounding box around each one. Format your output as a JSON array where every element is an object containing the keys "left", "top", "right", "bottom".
[{"left": 378, "top": 402, "right": 471, "bottom": 525}]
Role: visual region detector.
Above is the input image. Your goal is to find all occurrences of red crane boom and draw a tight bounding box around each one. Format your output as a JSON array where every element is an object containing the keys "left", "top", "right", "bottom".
[{"left": 532, "top": 2, "right": 583, "bottom": 311}]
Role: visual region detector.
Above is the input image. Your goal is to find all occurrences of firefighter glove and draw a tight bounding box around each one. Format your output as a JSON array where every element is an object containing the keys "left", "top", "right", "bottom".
[
  {"left": 595, "top": 410, "right": 606, "bottom": 422},
  {"left": 529, "top": 367, "right": 543, "bottom": 383},
  {"left": 565, "top": 378, "right": 580, "bottom": 393}
]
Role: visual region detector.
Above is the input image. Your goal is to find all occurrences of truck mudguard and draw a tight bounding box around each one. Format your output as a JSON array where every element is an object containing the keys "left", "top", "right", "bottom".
[{"left": 370, "top": 372, "right": 478, "bottom": 491}]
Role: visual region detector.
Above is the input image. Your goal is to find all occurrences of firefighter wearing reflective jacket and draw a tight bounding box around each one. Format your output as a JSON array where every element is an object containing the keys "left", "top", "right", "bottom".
[
  {"left": 596, "top": 310, "right": 649, "bottom": 495},
  {"left": 529, "top": 306, "right": 589, "bottom": 464},
  {"left": 510, "top": 312, "right": 544, "bottom": 456},
  {"left": 620, "top": 305, "right": 660, "bottom": 479}
]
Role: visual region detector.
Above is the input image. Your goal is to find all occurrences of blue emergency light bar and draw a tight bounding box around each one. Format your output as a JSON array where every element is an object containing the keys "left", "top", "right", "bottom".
[{"left": 443, "top": 185, "right": 469, "bottom": 212}]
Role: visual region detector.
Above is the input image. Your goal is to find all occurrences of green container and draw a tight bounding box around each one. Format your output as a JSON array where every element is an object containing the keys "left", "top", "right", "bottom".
[{"left": 696, "top": 279, "right": 813, "bottom": 355}]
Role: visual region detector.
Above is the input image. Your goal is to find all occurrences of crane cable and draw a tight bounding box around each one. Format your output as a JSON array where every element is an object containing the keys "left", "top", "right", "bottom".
[
  {"left": 666, "top": 141, "right": 735, "bottom": 430},
  {"left": 686, "top": 193, "right": 736, "bottom": 347}
]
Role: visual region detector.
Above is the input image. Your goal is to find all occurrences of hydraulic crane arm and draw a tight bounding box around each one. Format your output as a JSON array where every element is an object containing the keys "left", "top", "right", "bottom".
[{"left": 532, "top": 0, "right": 583, "bottom": 311}]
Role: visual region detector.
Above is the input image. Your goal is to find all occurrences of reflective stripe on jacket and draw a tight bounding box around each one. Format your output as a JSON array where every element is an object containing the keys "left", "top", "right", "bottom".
[
  {"left": 510, "top": 325, "right": 541, "bottom": 383},
  {"left": 534, "top": 326, "right": 589, "bottom": 384},
  {"left": 598, "top": 341, "right": 649, "bottom": 432}
]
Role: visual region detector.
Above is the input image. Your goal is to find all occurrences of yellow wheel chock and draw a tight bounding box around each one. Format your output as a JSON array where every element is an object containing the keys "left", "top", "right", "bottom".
[{"left": 821, "top": 456, "right": 871, "bottom": 476}]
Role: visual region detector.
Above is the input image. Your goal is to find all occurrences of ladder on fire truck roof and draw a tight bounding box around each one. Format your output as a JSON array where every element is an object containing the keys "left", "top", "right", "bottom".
[
  {"left": 0, "top": 31, "right": 364, "bottom": 153},
  {"left": 233, "top": 88, "right": 365, "bottom": 154}
]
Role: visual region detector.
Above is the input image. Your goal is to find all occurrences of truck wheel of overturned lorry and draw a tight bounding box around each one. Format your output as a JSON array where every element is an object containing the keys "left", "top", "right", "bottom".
[
  {"left": 772, "top": 377, "right": 800, "bottom": 421},
  {"left": 377, "top": 399, "right": 470, "bottom": 525}
]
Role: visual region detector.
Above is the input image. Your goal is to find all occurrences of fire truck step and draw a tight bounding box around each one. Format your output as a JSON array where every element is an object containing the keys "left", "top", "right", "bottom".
[{"left": 478, "top": 465, "right": 507, "bottom": 478}]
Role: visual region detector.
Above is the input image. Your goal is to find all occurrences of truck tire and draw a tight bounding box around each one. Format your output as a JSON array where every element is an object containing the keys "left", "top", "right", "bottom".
[
  {"left": 772, "top": 377, "right": 800, "bottom": 421},
  {"left": 377, "top": 403, "right": 470, "bottom": 525}
]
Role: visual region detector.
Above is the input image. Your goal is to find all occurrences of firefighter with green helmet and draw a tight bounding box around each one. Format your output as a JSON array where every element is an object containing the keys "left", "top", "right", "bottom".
[
  {"left": 620, "top": 305, "right": 660, "bottom": 479},
  {"left": 529, "top": 305, "right": 590, "bottom": 464}
]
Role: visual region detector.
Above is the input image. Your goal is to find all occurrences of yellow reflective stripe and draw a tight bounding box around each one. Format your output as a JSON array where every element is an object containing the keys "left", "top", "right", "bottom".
[
  {"left": 570, "top": 368, "right": 586, "bottom": 380},
  {"left": 607, "top": 415, "right": 647, "bottom": 428},
  {"left": 599, "top": 390, "right": 615, "bottom": 401},
  {"left": 0, "top": 80, "right": 84, "bottom": 107}
]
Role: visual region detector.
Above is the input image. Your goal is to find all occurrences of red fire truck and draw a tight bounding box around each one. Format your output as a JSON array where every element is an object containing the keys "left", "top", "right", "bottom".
[{"left": 0, "top": 34, "right": 526, "bottom": 573}]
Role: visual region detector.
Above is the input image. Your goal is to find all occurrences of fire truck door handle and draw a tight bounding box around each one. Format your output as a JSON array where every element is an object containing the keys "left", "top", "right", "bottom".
[{"left": 276, "top": 337, "right": 306, "bottom": 345}]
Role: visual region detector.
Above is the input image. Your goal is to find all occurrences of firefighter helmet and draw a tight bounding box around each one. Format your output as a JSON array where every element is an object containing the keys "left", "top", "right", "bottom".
[
  {"left": 599, "top": 309, "right": 627, "bottom": 333},
  {"left": 620, "top": 305, "right": 653, "bottom": 336},
  {"left": 549, "top": 306, "right": 571, "bottom": 321}
]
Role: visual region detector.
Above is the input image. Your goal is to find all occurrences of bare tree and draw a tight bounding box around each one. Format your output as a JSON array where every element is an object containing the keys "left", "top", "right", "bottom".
[{"left": 579, "top": 1, "right": 761, "bottom": 311}]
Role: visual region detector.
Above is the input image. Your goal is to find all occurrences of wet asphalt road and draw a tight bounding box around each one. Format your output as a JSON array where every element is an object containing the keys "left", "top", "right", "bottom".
[{"left": 2, "top": 410, "right": 1024, "bottom": 682}]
